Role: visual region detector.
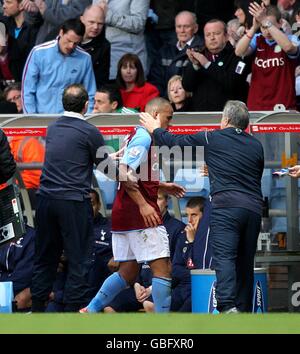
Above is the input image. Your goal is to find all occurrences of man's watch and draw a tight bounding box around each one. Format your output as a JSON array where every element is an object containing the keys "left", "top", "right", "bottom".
[{"left": 261, "top": 20, "right": 273, "bottom": 29}]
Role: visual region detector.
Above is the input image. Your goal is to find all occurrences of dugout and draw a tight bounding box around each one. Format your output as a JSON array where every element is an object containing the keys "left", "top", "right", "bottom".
[{"left": 1, "top": 110, "right": 300, "bottom": 312}]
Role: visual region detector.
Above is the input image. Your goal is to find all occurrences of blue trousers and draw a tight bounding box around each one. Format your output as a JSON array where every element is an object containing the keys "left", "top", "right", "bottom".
[
  {"left": 210, "top": 207, "right": 261, "bottom": 312},
  {"left": 31, "top": 196, "right": 94, "bottom": 312}
]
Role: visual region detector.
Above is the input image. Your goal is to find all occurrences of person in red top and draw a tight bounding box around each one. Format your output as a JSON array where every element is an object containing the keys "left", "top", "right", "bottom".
[
  {"left": 80, "top": 97, "right": 185, "bottom": 313},
  {"left": 116, "top": 53, "right": 159, "bottom": 112},
  {"left": 235, "top": 3, "right": 300, "bottom": 110}
]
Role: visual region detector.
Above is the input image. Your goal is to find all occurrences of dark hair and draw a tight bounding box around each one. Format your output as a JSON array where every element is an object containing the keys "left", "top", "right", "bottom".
[
  {"left": 3, "top": 82, "right": 21, "bottom": 100},
  {"left": 234, "top": 0, "right": 253, "bottom": 29},
  {"left": 90, "top": 188, "right": 100, "bottom": 203},
  {"left": 60, "top": 18, "right": 85, "bottom": 37},
  {"left": 97, "top": 84, "right": 123, "bottom": 108},
  {"left": 116, "top": 53, "right": 145, "bottom": 89},
  {"left": 62, "top": 84, "right": 88, "bottom": 113},
  {"left": 186, "top": 197, "right": 205, "bottom": 212}
]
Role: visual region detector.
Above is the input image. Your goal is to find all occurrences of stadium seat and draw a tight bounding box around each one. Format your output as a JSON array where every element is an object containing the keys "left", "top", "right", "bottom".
[{"left": 93, "top": 170, "right": 118, "bottom": 211}]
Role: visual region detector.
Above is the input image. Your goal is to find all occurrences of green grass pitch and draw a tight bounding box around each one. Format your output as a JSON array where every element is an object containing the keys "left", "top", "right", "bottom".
[{"left": 0, "top": 313, "right": 300, "bottom": 334}]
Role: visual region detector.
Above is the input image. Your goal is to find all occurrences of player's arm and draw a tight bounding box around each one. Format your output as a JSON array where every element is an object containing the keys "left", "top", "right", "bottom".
[{"left": 120, "top": 163, "right": 161, "bottom": 228}]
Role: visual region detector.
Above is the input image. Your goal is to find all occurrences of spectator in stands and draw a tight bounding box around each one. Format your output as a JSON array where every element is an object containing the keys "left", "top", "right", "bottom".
[
  {"left": 0, "top": 0, "right": 41, "bottom": 82},
  {"left": 92, "top": 84, "right": 137, "bottom": 152},
  {"left": 0, "top": 223, "right": 35, "bottom": 311},
  {"left": 80, "top": 97, "right": 185, "bottom": 314},
  {"left": 227, "top": 19, "right": 242, "bottom": 48},
  {"left": 182, "top": 19, "right": 249, "bottom": 111},
  {"left": 0, "top": 21, "right": 15, "bottom": 91},
  {"left": 96, "top": 0, "right": 149, "bottom": 80},
  {"left": 278, "top": 0, "right": 298, "bottom": 23},
  {"left": 22, "top": 18, "right": 96, "bottom": 114},
  {"left": 80, "top": 4, "right": 110, "bottom": 88},
  {"left": 235, "top": 3, "right": 300, "bottom": 110},
  {"left": 116, "top": 53, "right": 159, "bottom": 111},
  {"left": 171, "top": 197, "right": 212, "bottom": 312},
  {"left": 167, "top": 75, "right": 192, "bottom": 112},
  {"left": 23, "top": 0, "right": 92, "bottom": 45},
  {"left": 3, "top": 81, "right": 22, "bottom": 112},
  {"left": 0, "top": 128, "right": 16, "bottom": 184},
  {"left": 148, "top": 11, "right": 203, "bottom": 97},
  {"left": 234, "top": 0, "right": 253, "bottom": 35},
  {"left": 140, "top": 100, "right": 264, "bottom": 313},
  {"left": 103, "top": 190, "right": 185, "bottom": 313},
  {"left": 93, "top": 85, "right": 136, "bottom": 114},
  {"left": 144, "top": 0, "right": 180, "bottom": 73},
  {"left": 30, "top": 84, "right": 129, "bottom": 312}
]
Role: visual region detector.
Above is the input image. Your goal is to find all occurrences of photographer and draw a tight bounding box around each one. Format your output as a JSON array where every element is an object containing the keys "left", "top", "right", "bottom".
[{"left": 182, "top": 19, "right": 249, "bottom": 111}]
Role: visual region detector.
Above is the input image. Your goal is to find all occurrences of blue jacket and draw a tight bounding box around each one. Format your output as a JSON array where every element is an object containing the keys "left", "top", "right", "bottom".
[
  {"left": 22, "top": 39, "right": 96, "bottom": 113},
  {"left": 0, "top": 225, "right": 35, "bottom": 294},
  {"left": 172, "top": 200, "right": 212, "bottom": 287}
]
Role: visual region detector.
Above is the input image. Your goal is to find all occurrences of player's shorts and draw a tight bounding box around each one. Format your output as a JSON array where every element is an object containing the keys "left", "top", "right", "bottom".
[{"left": 112, "top": 225, "right": 170, "bottom": 263}]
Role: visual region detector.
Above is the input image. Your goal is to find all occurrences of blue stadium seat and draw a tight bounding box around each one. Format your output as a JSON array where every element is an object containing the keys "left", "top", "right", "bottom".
[
  {"left": 172, "top": 168, "right": 210, "bottom": 220},
  {"left": 93, "top": 170, "right": 118, "bottom": 209}
]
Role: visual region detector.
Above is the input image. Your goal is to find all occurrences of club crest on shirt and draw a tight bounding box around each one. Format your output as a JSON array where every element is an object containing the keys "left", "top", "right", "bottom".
[
  {"left": 128, "top": 147, "right": 141, "bottom": 158},
  {"left": 100, "top": 230, "right": 106, "bottom": 241},
  {"left": 274, "top": 45, "right": 282, "bottom": 53}
]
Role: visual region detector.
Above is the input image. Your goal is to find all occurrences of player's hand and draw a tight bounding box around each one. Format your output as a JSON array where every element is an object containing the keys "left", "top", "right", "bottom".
[
  {"left": 139, "top": 203, "right": 161, "bottom": 228},
  {"left": 134, "top": 283, "right": 151, "bottom": 303},
  {"left": 122, "top": 170, "right": 139, "bottom": 191},
  {"left": 139, "top": 112, "right": 161, "bottom": 134},
  {"left": 159, "top": 182, "right": 185, "bottom": 198},
  {"left": 288, "top": 165, "right": 300, "bottom": 178},
  {"left": 109, "top": 146, "right": 125, "bottom": 161}
]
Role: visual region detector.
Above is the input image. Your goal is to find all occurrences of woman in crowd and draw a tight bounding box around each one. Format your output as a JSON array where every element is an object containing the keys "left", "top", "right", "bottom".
[
  {"left": 116, "top": 53, "right": 159, "bottom": 111},
  {"left": 167, "top": 75, "right": 192, "bottom": 112}
]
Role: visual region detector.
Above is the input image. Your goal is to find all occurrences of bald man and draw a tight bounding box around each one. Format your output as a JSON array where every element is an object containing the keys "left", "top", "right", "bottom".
[{"left": 80, "top": 4, "right": 110, "bottom": 87}]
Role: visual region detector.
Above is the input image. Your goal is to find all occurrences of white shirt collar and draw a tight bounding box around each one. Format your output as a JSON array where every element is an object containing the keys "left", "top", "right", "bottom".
[
  {"left": 177, "top": 36, "right": 195, "bottom": 51},
  {"left": 64, "top": 111, "right": 85, "bottom": 120}
]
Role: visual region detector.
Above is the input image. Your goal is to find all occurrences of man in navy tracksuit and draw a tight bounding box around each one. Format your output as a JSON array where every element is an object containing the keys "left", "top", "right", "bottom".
[
  {"left": 171, "top": 197, "right": 212, "bottom": 312},
  {"left": 31, "top": 84, "right": 123, "bottom": 312},
  {"left": 141, "top": 100, "right": 264, "bottom": 313}
]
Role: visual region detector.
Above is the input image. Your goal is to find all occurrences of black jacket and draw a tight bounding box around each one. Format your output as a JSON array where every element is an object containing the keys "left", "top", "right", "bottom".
[
  {"left": 153, "top": 127, "right": 264, "bottom": 202},
  {"left": 0, "top": 15, "right": 41, "bottom": 82},
  {"left": 148, "top": 35, "right": 204, "bottom": 97},
  {"left": 80, "top": 32, "right": 111, "bottom": 88},
  {"left": 0, "top": 129, "right": 16, "bottom": 184},
  {"left": 182, "top": 42, "right": 249, "bottom": 111}
]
